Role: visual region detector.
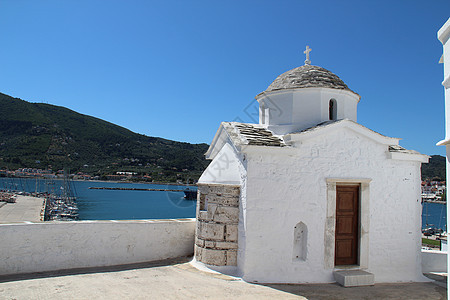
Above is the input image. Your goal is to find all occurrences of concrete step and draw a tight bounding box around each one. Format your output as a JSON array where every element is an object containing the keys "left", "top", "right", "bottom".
[{"left": 333, "top": 270, "right": 375, "bottom": 287}]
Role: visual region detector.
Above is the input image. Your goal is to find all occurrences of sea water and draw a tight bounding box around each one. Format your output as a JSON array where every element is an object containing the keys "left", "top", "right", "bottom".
[
  {"left": 0, "top": 177, "right": 447, "bottom": 227},
  {"left": 0, "top": 177, "right": 196, "bottom": 220},
  {"left": 422, "top": 202, "right": 447, "bottom": 230}
]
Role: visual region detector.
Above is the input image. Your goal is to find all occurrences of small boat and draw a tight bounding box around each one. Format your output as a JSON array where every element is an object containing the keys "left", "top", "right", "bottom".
[{"left": 184, "top": 189, "right": 197, "bottom": 200}]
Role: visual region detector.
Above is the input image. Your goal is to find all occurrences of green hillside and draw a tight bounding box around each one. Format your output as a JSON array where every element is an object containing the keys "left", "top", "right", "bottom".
[
  {"left": 0, "top": 92, "right": 209, "bottom": 182},
  {"left": 422, "top": 155, "right": 446, "bottom": 181}
]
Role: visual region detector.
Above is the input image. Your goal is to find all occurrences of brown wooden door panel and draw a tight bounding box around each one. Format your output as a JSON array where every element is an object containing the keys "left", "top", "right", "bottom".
[{"left": 335, "top": 185, "right": 359, "bottom": 266}]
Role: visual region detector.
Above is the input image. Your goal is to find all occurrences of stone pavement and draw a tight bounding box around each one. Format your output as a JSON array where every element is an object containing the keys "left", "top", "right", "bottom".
[
  {"left": 0, "top": 257, "right": 446, "bottom": 300},
  {"left": 0, "top": 195, "right": 43, "bottom": 223}
]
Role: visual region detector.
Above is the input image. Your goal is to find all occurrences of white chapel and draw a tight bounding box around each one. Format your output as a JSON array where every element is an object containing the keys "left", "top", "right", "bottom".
[{"left": 194, "top": 47, "right": 429, "bottom": 285}]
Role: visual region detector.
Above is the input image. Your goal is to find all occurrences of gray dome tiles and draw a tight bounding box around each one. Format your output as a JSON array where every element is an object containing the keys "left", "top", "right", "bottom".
[{"left": 265, "top": 64, "right": 356, "bottom": 94}]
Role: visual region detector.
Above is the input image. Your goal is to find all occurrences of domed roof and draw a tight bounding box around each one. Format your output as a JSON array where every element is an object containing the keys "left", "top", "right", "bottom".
[{"left": 265, "top": 64, "right": 357, "bottom": 94}]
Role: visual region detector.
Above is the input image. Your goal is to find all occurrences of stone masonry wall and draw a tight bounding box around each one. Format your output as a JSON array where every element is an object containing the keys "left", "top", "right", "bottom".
[{"left": 195, "top": 183, "right": 240, "bottom": 266}]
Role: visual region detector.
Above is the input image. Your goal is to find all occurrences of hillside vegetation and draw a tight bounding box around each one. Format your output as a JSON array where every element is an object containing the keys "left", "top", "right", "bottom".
[
  {"left": 422, "top": 155, "right": 446, "bottom": 181},
  {"left": 0, "top": 93, "right": 209, "bottom": 182}
]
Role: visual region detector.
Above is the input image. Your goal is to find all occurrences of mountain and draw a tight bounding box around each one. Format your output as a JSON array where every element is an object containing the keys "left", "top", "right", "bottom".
[
  {"left": 422, "top": 155, "right": 446, "bottom": 181},
  {"left": 0, "top": 92, "right": 209, "bottom": 182}
]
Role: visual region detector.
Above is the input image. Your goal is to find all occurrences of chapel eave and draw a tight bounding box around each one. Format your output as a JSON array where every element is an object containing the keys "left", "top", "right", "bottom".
[
  {"left": 438, "top": 18, "right": 450, "bottom": 44},
  {"left": 255, "top": 86, "right": 361, "bottom": 102}
]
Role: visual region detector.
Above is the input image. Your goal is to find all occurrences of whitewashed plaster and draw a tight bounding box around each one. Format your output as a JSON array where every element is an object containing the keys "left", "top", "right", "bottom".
[
  {"left": 0, "top": 219, "right": 195, "bottom": 276},
  {"left": 437, "top": 19, "right": 450, "bottom": 300},
  {"left": 256, "top": 88, "right": 360, "bottom": 135},
  {"left": 238, "top": 127, "right": 427, "bottom": 283},
  {"left": 199, "top": 143, "right": 242, "bottom": 185},
  {"left": 438, "top": 19, "right": 450, "bottom": 144},
  {"left": 421, "top": 249, "right": 447, "bottom": 273}
]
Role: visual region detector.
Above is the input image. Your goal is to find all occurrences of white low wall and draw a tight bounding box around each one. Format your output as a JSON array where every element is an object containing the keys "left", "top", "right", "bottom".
[
  {"left": 0, "top": 219, "right": 195, "bottom": 276},
  {"left": 422, "top": 249, "right": 448, "bottom": 273}
]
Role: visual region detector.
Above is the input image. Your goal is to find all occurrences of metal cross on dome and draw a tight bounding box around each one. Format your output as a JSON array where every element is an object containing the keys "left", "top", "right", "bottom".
[{"left": 304, "top": 45, "right": 311, "bottom": 65}]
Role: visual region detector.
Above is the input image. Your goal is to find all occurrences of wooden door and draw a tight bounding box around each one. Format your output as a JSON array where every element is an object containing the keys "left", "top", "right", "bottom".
[{"left": 335, "top": 185, "right": 359, "bottom": 266}]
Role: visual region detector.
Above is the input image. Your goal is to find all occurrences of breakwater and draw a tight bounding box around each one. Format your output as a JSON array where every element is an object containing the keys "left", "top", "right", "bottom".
[{"left": 89, "top": 187, "right": 188, "bottom": 192}]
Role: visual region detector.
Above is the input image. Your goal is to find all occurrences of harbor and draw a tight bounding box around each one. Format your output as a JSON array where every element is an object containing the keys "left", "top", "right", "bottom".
[
  {"left": 0, "top": 194, "right": 44, "bottom": 223},
  {"left": 0, "top": 177, "right": 197, "bottom": 221},
  {"left": 0, "top": 174, "right": 79, "bottom": 221}
]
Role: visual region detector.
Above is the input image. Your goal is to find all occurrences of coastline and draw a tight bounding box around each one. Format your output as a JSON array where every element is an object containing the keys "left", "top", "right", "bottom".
[
  {"left": 2, "top": 176, "right": 195, "bottom": 187},
  {"left": 423, "top": 200, "right": 446, "bottom": 204},
  {"left": 75, "top": 179, "right": 195, "bottom": 186}
]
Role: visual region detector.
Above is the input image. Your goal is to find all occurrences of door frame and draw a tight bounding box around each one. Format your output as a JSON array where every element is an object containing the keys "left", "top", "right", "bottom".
[{"left": 324, "top": 178, "right": 371, "bottom": 270}]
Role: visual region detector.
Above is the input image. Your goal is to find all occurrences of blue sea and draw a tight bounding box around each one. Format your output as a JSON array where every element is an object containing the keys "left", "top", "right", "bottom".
[
  {"left": 422, "top": 201, "right": 447, "bottom": 230},
  {"left": 0, "top": 177, "right": 447, "bottom": 229},
  {"left": 0, "top": 177, "right": 197, "bottom": 220}
]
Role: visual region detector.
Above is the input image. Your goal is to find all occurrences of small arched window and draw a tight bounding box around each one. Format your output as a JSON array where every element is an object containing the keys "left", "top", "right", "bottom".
[{"left": 329, "top": 99, "right": 337, "bottom": 120}]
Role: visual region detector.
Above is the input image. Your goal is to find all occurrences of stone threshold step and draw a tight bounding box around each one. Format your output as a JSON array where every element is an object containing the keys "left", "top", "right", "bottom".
[{"left": 333, "top": 270, "right": 375, "bottom": 287}]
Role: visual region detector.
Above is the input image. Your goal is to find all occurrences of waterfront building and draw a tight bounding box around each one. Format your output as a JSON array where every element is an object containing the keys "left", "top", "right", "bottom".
[{"left": 195, "top": 47, "right": 429, "bottom": 284}]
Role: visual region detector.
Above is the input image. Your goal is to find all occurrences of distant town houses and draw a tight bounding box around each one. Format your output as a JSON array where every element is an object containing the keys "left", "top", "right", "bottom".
[
  {"left": 421, "top": 180, "right": 446, "bottom": 202},
  {"left": 0, "top": 168, "right": 93, "bottom": 180},
  {"left": 0, "top": 167, "right": 193, "bottom": 184},
  {"left": 1, "top": 168, "right": 55, "bottom": 178}
]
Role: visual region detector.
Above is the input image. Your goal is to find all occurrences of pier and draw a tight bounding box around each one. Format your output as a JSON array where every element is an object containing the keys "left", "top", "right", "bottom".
[{"left": 0, "top": 195, "right": 44, "bottom": 223}]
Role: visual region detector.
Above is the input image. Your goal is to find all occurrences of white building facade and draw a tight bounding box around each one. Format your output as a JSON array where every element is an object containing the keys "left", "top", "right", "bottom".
[
  {"left": 436, "top": 18, "right": 450, "bottom": 294},
  {"left": 195, "top": 56, "right": 428, "bottom": 284}
]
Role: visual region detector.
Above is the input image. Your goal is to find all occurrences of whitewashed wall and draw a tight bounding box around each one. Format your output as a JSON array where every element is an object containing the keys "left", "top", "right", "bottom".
[
  {"left": 0, "top": 219, "right": 195, "bottom": 276},
  {"left": 199, "top": 143, "right": 242, "bottom": 185},
  {"left": 240, "top": 127, "right": 425, "bottom": 284},
  {"left": 437, "top": 21, "right": 450, "bottom": 300},
  {"left": 257, "top": 88, "right": 359, "bottom": 135},
  {"left": 422, "top": 249, "right": 448, "bottom": 273}
]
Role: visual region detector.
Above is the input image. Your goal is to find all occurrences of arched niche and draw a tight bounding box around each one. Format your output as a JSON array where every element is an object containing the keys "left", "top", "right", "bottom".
[{"left": 293, "top": 221, "right": 308, "bottom": 261}]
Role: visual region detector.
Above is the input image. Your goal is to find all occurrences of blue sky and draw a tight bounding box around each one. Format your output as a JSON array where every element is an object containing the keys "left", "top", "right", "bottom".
[{"left": 1, "top": 1, "right": 449, "bottom": 155}]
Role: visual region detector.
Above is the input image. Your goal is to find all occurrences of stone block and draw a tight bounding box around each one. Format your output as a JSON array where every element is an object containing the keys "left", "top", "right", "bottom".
[
  {"left": 204, "top": 241, "right": 215, "bottom": 248},
  {"left": 196, "top": 220, "right": 203, "bottom": 235},
  {"left": 201, "top": 248, "right": 226, "bottom": 266},
  {"left": 198, "top": 211, "right": 208, "bottom": 221},
  {"left": 333, "top": 270, "right": 375, "bottom": 287},
  {"left": 225, "top": 225, "right": 238, "bottom": 242},
  {"left": 195, "top": 238, "right": 205, "bottom": 248},
  {"left": 194, "top": 245, "right": 203, "bottom": 260},
  {"left": 215, "top": 241, "right": 238, "bottom": 250},
  {"left": 198, "top": 193, "right": 207, "bottom": 211},
  {"left": 213, "top": 206, "right": 239, "bottom": 224},
  {"left": 208, "top": 185, "right": 240, "bottom": 197},
  {"left": 206, "top": 203, "right": 218, "bottom": 220},
  {"left": 207, "top": 194, "right": 239, "bottom": 207},
  {"left": 226, "top": 250, "right": 237, "bottom": 266},
  {"left": 198, "top": 223, "right": 225, "bottom": 241},
  {"left": 197, "top": 185, "right": 210, "bottom": 194}
]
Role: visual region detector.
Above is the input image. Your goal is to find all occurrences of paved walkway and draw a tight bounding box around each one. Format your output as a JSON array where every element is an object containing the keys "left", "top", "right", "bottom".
[
  {"left": 0, "top": 195, "right": 43, "bottom": 223},
  {"left": 0, "top": 258, "right": 446, "bottom": 299}
]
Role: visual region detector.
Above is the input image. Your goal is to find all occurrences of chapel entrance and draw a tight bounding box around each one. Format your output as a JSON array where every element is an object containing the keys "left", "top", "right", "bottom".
[{"left": 335, "top": 185, "right": 359, "bottom": 266}]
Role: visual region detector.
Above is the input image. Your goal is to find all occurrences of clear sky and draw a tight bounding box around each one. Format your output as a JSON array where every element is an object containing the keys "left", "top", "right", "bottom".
[{"left": 1, "top": 1, "right": 449, "bottom": 156}]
